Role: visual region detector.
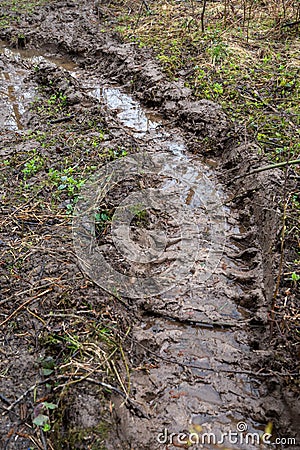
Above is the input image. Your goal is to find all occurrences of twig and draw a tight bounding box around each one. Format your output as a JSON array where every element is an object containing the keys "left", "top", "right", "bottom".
[
  {"left": 26, "top": 434, "right": 44, "bottom": 450},
  {"left": 1, "top": 189, "right": 44, "bottom": 227},
  {"left": 0, "top": 279, "right": 62, "bottom": 306},
  {"left": 50, "top": 115, "right": 74, "bottom": 124},
  {"left": 101, "top": 323, "right": 298, "bottom": 378},
  {"left": 144, "top": 310, "right": 245, "bottom": 329},
  {"left": 142, "top": 0, "right": 149, "bottom": 11},
  {"left": 133, "top": 0, "right": 149, "bottom": 30},
  {"left": 2, "top": 379, "right": 51, "bottom": 414},
  {"left": 0, "top": 288, "right": 52, "bottom": 327},
  {"left": 56, "top": 375, "right": 149, "bottom": 418},
  {"left": 281, "top": 20, "right": 300, "bottom": 27},
  {"left": 40, "top": 428, "right": 48, "bottom": 450},
  {"left": 233, "top": 159, "right": 300, "bottom": 180},
  {"left": 200, "top": 0, "right": 207, "bottom": 33}
]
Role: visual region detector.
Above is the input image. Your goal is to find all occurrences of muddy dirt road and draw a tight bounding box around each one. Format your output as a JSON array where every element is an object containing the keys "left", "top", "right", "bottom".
[{"left": 0, "top": 1, "right": 299, "bottom": 449}]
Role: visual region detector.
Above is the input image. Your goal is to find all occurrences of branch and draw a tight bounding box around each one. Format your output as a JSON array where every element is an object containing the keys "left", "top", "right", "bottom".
[
  {"left": 200, "top": 0, "right": 207, "bottom": 33},
  {"left": 233, "top": 159, "right": 300, "bottom": 180},
  {"left": 282, "top": 20, "right": 300, "bottom": 28}
]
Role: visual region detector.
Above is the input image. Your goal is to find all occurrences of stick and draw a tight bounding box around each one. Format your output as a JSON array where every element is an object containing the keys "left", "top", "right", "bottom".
[
  {"left": 133, "top": 0, "right": 148, "bottom": 30},
  {"left": 0, "top": 282, "right": 55, "bottom": 306},
  {"left": 49, "top": 115, "right": 74, "bottom": 124},
  {"left": 200, "top": 0, "right": 207, "bottom": 33},
  {"left": 0, "top": 288, "right": 52, "bottom": 327},
  {"left": 233, "top": 159, "right": 300, "bottom": 180},
  {"left": 2, "top": 379, "right": 51, "bottom": 413},
  {"left": 56, "top": 376, "right": 149, "bottom": 418},
  {"left": 282, "top": 20, "right": 300, "bottom": 27},
  {"left": 101, "top": 323, "right": 299, "bottom": 378},
  {"left": 40, "top": 428, "right": 48, "bottom": 450}
]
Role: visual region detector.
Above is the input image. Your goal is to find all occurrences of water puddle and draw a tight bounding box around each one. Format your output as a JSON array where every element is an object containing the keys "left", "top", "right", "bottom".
[
  {"left": 0, "top": 43, "right": 269, "bottom": 448},
  {"left": 0, "top": 57, "right": 35, "bottom": 130},
  {"left": 0, "top": 41, "right": 78, "bottom": 131},
  {"left": 91, "top": 86, "right": 160, "bottom": 134},
  {"left": 74, "top": 71, "right": 267, "bottom": 446}
]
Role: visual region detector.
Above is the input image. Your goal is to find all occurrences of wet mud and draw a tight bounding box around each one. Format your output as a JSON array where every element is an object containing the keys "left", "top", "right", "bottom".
[{"left": 0, "top": 1, "right": 299, "bottom": 449}]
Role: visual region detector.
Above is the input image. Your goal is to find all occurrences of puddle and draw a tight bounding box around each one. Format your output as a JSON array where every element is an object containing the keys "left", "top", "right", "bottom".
[
  {"left": 91, "top": 86, "right": 161, "bottom": 133},
  {"left": 0, "top": 43, "right": 270, "bottom": 448},
  {"left": 0, "top": 41, "right": 78, "bottom": 72},
  {"left": 0, "top": 41, "right": 79, "bottom": 131},
  {"left": 0, "top": 58, "right": 36, "bottom": 131}
]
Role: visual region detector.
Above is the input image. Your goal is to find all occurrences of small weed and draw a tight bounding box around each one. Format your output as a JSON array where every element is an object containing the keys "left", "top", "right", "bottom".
[
  {"left": 95, "top": 210, "right": 112, "bottom": 234},
  {"left": 22, "top": 151, "right": 44, "bottom": 179},
  {"left": 33, "top": 401, "right": 58, "bottom": 432},
  {"left": 48, "top": 167, "right": 85, "bottom": 197},
  {"left": 130, "top": 204, "right": 147, "bottom": 221},
  {"left": 291, "top": 272, "right": 300, "bottom": 285},
  {"left": 207, "top": 42, "right": 228, "bottom": 63},
  {"left": 47, "top": 92, "right": 67, "bottom": 107},
  {"left": 107, "top": 147, "right": 128, "bottom": 159},
  {"left": 91, "top": 133, "right": 105, "bottom": 148}
]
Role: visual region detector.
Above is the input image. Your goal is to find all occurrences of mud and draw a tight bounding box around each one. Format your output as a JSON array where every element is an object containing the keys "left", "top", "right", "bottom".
[{"left": 0, "top": 1, "right": 299, "bottom": 449}]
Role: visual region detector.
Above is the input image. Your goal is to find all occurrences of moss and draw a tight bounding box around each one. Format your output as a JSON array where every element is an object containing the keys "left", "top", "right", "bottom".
[{"left": 52, "top": 424, "right": 110, "bottom": 450}]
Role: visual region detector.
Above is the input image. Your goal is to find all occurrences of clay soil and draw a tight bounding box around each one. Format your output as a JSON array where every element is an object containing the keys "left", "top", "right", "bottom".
[{"left": 0, "top": 1, "right": 299, "bottom": 449}]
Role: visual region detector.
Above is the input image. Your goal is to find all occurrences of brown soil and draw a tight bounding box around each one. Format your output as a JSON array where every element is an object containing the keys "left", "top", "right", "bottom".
[{"left": 0, "top": 1, "right": 299, "bottom": 449}]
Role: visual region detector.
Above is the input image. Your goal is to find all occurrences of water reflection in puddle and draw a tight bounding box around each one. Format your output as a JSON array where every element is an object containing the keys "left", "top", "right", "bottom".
[
  {"left": 92, "top": 86, "right": 160, "bottom": 133},
  {"left": 0, "top": 42, "right": 79, "bottom": 131},
  {"left": 0, "top": 66, "right": 31, "bottom": 130}
]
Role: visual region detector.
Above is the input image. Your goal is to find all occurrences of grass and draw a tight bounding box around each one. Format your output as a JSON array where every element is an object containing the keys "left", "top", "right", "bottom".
[
  {"left": 36, "top": 313, "right": 126, "bottom": 448},
  {"left": 111, "top": 1, "right": 300, "bottom": 162}
]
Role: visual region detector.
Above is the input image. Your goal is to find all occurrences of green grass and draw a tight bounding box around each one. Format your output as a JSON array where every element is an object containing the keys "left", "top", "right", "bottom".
[{"left": 111, "top": 1, "right": 300, "bottom": 165}]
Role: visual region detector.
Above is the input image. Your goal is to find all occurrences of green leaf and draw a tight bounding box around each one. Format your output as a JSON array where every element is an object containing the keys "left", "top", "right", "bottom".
[
  {"left": 41, "top": 356, "right": 55, "bottom": 369},
  {"left": 42, "top": 368, "right": 54, "bottom": 376},
  {"left": 43, "top": 402, "right": 58, "bottom": 410},
  {"left": 33, "top": 414, "right": 49, "bottom": 426}
]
